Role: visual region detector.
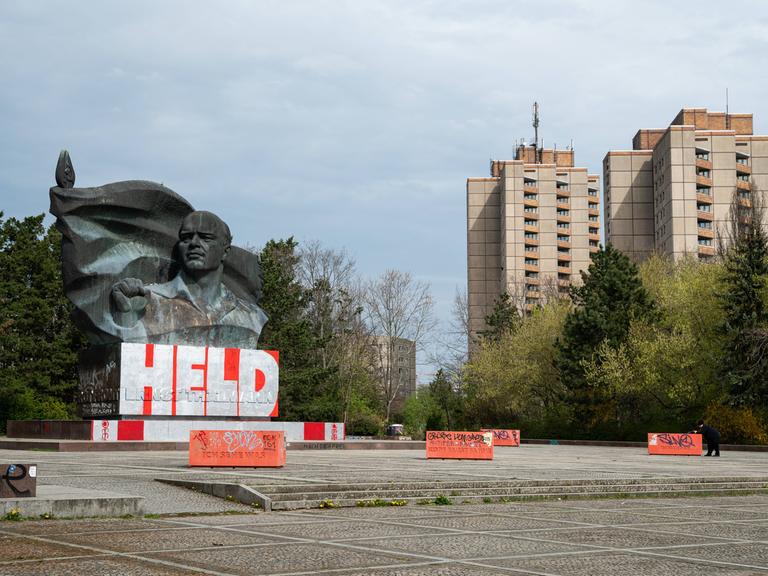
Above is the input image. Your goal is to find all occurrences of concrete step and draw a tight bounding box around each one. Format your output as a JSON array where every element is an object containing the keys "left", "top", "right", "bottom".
[
  {"left": 269, "top": 486, "right": 768, "bottom": 510},
  {"left": 0, "top": 485, "right": 144, "bottom": 518}
]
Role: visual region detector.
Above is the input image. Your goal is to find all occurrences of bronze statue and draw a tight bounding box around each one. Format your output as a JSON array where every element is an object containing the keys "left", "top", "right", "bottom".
[{"left": 50, "top": 151, "right": 267, "bottom": 349}]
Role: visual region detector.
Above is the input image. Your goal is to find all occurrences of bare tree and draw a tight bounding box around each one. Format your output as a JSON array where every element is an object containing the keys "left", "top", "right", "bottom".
[
  {"left": 427, "top": 288, "right": 470, "bottom": 382},
  {"left": 364, "top": 270, "right": 437, "bottom": 422}
]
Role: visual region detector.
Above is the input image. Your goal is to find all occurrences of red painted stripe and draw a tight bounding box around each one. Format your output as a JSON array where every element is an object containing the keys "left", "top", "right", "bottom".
[
  {"left": 224, "top": 348, "right": 240, "bottom": 417},
  {"left": 266, "top": 350, "right": 279, "bottom": 364},
  {"left": 171, "top": 345, "right": 178, "bottom": 416},
  {"left": 143, "top": 386, "right": 152, "bottom": 415},
  {"left": 190, "top": 347, "right": 209, "bottom": 416},
  {"left": 145, "top": 344, "right": 154, "bottom": 367},
  {"left": 117, "top": 420, "right": 144, "bottom": 441},
  {"left": 269, "top": 399, "right": 278, "bottom": 418},
  {"left": 304, "top": 422, "right": 324, "bottom": 441}
]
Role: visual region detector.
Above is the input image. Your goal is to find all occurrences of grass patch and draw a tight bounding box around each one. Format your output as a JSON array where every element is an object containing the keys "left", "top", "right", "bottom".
[
  {"left": 434, "top": 494, "right": 453, "bottom": 506},
  {"left": 356, "top": 498, "right": 407, "bottom": 507},
  {"left": 2, "top": 508, "right": 22, "bottom": 521},
  {"left": 318, "top": 499, "right": 338, "bottom": 509}
]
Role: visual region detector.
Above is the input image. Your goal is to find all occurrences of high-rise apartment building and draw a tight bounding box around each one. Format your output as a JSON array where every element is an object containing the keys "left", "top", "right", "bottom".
[
  {"left": 372, "top": 336, "right": 417, "bottom": 414},
  {"left": 466, "top": 145, "right": 600, "bottom": 338},
  {"left": 604, "top": 108, "right": 768, "bottom": 262}
]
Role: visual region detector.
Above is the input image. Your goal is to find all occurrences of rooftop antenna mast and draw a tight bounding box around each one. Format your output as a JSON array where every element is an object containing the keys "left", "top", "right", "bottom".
[
  {"left": 726, "top": 88, "right": 730, "bottom": 129},
  {"left": 532, "top": 102, "right": 540, "bottom": 162}
]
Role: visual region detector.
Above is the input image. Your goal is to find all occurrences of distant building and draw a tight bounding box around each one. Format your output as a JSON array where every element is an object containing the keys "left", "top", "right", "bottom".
[
  {"left": 372, "top": 336, "right": 417, "bottom": 414},
  {"left": 604, "top": 107, "right": 768, "bottom": 262},
  {"left": 466, "top": 144, "right": 600, "bottom": 339}
]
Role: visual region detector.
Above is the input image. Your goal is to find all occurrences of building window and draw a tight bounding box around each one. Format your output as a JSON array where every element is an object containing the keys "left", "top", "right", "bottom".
[
  {"left": 698, "top": 238, "right": 713, "bottom": 246},
  {"left": 697, "top": 203, "right": 712, "bottom": 212},
  {"left": 697, "top": 168, "right": 711, "bottom": 178},
  {"left": 738, "top": 173, "right": 750, "bottom": 182},
  {"left": 525, "top": 284, "right": 538, "bottom": 292},
  {"left": 525, "top": 271, "right": 539, "bottom": 278},
  {"left": 589, "top": 227, "right": 599, "bottom": 235},
  {"left": 698, "top": 221, "right": 713, "bottom": 229},
  {"left": 524, "top": 232, "right": 538, "bottom": 239},
  {"left": 524, "top": 206, "right": 538, "bottom": 213},
  {"left": 588, "top": 215, "right": 599, "bottom": 221},
  {"left": 524, "top": 193, "right": 537, "bottom": 200},
  {"left": 525, "top": 245, "right": 537, "bottom": 252},
  {"left": 557, "top": 235, "right": 570, "bottom": 242},
  {"left": 736, "top": 153, "right": 750, "bottom": 165},
  {"left": 558, "top": 247, "right": 570, "bottom": 254},
  {"left": 738, "top": 190, "right": 751, "bottom": 199},
  {"left": 589, "top": 240, "right": 599, "bottom": 247},
  {"left": 524, "top": 177, "right": 536, "bottom": 186},
  {"left": 588, "top": 188, "right": 598, "bottom": 197},
  {"left": 525, "top": 258, "right": 538, "bottom": 265},
  {"left": 696, "top": 186, "right": 711, "bottom": 196},
  {"left": 696, "top": 148, "right": 710, "bottom": 161},
  {"left": 524, "top": 219, "right": 537, "bottom": 227},
  {"left": 557, "top": 209, "right": 569, "bottom": 216}
]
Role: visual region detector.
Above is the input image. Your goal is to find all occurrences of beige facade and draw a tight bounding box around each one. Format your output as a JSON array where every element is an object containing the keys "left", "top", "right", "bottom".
[
  {"left": 467, "top": 146, "right": 600, "bottom": 337},
  {"left": 372, "top": 336, "right": 416, "bottom": 414},
  {"left": 605, "top": 108, "right": 768, "bottom": 262}
]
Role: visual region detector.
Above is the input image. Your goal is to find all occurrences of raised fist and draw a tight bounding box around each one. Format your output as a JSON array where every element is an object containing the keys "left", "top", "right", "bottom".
[{"left": 111, "top": 278, "right": 148, "bottom": 313}]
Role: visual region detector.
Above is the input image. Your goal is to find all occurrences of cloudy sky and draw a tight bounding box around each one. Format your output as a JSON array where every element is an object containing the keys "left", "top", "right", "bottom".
[{"left": 2, "top": 1, "right": 768, "bottom": 380}]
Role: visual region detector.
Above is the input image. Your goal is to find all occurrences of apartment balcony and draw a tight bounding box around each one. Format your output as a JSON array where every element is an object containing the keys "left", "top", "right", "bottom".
[
  {"left": 556, "top": 213, "right": 571, "bottom": 223},
  {"left": 523, "top": 197, "right": 539, "bottom": 208},
  {"left": 557, "top": 252, "right": 572, "bottom": 262},
  {"left": 588, "top": 197, "right": 600, "bottom": 207},
  {"left": 696, "top": 175, "right": 713, "bottom": 187},
  {"left": 525, "top": 290, "right": 540, "bottom": 298},
  {"left": 588, "top": 208, "right": 600, "bottom": 218},
  {"left": 590, "top": 245, "right": 600, "bottom": 254},
  {"left": 524, "top": 263, "right": 540, "bottom": 272},
  {"left": 736, "top": 163, "right": 752, "bottom": 175},
  {"left": 524, "top": 237, "right": 540, "bottom": 247},
  {"left": 523, "top": 185, "right": 538, "bottom": 194},
  {"left": 556, "top": 202, "right": 570, "bottom": 211},
  {"left": 557, "top": 265, "right": 571, "bottom": 274},
  {"left": 556, "top": 189, "right": 571, "bottom": 198},
  {"left": 589, "top": 233, "right": 601, "bottom": 242},
  {"left": 695, "top": 158, "right": 713, "bottom": 171},
  {"left": 697, "top": 228, "right": 714, "bottom": 239},
  {"left": 557, "top": 278, "right": 571, "bottom": 288},
  {"left": 737, "top": 179, "right": 751, "bottom": 191},
  {"left": 696, "top": 193, "right": 713, "bottom": 205},
  {"left": 524, "top": 224, "right": 539, "bottom": 234},
  {"left": 524, "top": 302, "right": 537, "bottom": 312},
  {"left": 524, "top": 211, "right": 540, "bottom": 220},
  {"left": 698, "top": 245, "right": 715, "bottom": 256},
  {"left": 524, "top": 276, "right": 541, "bottom": 286},
  {"left": 557, "top": 240, "right": 571, "bottom": 249},
  {"left": 738, "top": 196, "right": 752, "bottom": 208},
  {"left": 697, "top": 210, "right": 714, "bottom": 222}
]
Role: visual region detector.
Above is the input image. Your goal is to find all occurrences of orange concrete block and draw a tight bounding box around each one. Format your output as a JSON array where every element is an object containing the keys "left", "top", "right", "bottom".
[
  {"left": 426, "top": 431, "right": 493, "bottom": 460},
  {"left": 189, "top": 430, "right": 286, "bottom": 467},
  {"left": 648, "top": 432, "right": 702, "bottom": 456},
  {"left": 481, "top": 429, "right": 520, "bottom": 447}
]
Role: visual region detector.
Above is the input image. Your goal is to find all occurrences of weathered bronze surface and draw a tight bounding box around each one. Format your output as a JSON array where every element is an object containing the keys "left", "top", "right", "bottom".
[
  {"left": 0, "top": 464, "right": 37, "bottom": 498},
  {"left": 49, "top": 151, "right": 267, "bottom": 349}
]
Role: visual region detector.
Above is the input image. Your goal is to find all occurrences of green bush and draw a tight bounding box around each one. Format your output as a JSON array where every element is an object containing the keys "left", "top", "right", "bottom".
[{"left": 704, "top": 404, "right": 768, "bottom": 445}]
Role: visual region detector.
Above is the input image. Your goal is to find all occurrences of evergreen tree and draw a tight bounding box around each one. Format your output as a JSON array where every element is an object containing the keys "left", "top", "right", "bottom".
[
  {"left": 479, "top": 292, "right": 520, "bottom": 342},
  {"left": 719, "top": 189, "right": 768, "bottom": 405},
  {"left": 555, "top": 244, "right": 657, "bottom": 432},
  {"left": 257, "top": 238, "right": 340, "bottom": 421},
  {"left": 0, "top": 214, "right": 84, "bottom": 429}
]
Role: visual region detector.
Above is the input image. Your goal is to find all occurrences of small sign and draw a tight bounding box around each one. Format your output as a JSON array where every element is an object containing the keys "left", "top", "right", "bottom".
[
  {"left": 189, "top": 430, "right": 286, "bottom": 467},
  {"left": 648, "top": 433, "right": 702, "bottom": 456},
  {"left": 426, "top": 431, "right": 493, "bottom": 460},
  {"left": 1, "top": 464, "right": 37, "bottom": 498},
  {"left": 481, "top": 429, "right": 521, "bottom": 447}
]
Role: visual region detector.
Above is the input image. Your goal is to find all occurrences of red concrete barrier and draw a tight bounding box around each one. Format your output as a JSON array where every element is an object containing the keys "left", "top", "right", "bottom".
[
  {"left": 189, "top": 430, "right": 286, "bottom": 467},
  {"left": 648, "top": 432, "right": 702, "bottom": 456},
  {"left": 426, "top": 431, "right": 493, "bottom": 460},
  {"left": 481, "top": 429, "right": 521, "bottom": 447}
]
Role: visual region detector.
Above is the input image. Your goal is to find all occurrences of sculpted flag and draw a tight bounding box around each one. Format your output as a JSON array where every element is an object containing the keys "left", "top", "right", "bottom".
[{"left": 49, "top": 151, "right": 264, "bottom": 346}]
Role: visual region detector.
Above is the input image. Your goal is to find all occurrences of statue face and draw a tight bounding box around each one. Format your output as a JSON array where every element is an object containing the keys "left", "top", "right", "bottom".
[{"left": 177, "top": 212, "right": 230, "bottom": 273}]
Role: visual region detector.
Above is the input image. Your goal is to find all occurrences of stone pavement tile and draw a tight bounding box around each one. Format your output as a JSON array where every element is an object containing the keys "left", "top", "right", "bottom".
[
  {"left": 153, "top": 512, "right": 328, "bottom": 526},
  {"left": 298, "top": 506, "right": 475, "bottom": 519},
  {"left": 542, "top": 498, "right": 694, "bottom": 510},
  {"left": 3, "top": 518, "right": 169, "bottom": 536},
  {"left": 653, "top": 507, "right": 768, "bottom": 522},
  {"left": 336, "top": 564, "right": 515, "bottom": 576},
  {"left": 498, "top": 526, "right": 727, "bottom": 549},
  {"left": 345, "top": 532, "right": 591, "bottom": 560},
  {"left": 634, "top": 520, "right": 768, "bottom": 540},
  {"left": 649, "top": 542, "right": 768, "bottom": 566},
  {"left": 395, "top": 513, "right": 572, "bottom": 532},
  {"left": 511, "top": 509, "right": 684, "bottom": 525},
  {"left": 236, "top": 519, "right": 456, "bottom": 540},
  {"left": 0, "top": 534, "right": 97, "bottom": 562},
  {"left": 0, "top": 556, "right": 203, "bottom": 576},
  {"left": 49, "top": 526, "right": 285, "bottom": 553},
  {"left": 487, "top": 551, "right": 762, "bottom": 576},
  {"left": 147, "top": 542, "right": 419, "bottom": 575}
]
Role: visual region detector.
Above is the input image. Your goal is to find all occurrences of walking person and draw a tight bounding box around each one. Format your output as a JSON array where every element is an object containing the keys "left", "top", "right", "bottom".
[{"left": 693, "top": 420, "right": 721, "bottom": 457}]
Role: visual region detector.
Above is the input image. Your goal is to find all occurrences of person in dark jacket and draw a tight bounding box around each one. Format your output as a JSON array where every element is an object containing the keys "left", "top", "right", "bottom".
[{"left": 693, "top": 420, "right": 720, "bottom": 457}]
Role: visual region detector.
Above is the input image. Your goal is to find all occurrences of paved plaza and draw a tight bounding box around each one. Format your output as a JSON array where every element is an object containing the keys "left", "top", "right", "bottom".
[{"left": 1, "top": 445, "right": 768, "bottom": 574}]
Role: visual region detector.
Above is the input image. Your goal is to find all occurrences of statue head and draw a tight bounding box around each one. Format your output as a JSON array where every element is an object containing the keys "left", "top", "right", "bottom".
[{"left": 177, "top": 211, "right": 232, "bottom": 276}]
